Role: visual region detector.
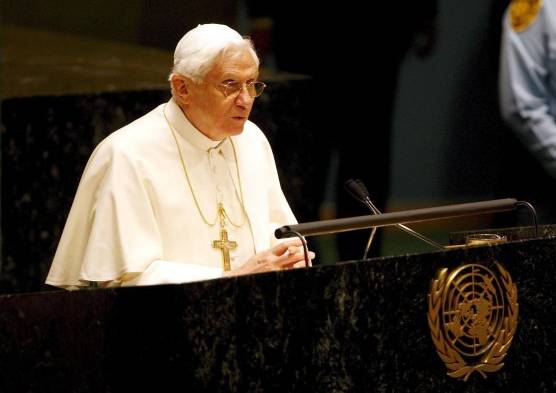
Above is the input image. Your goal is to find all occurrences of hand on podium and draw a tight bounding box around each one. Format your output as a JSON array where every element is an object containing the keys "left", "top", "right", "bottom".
[{"left": 223, "top": 239, "right": 314, "bottom": 277}]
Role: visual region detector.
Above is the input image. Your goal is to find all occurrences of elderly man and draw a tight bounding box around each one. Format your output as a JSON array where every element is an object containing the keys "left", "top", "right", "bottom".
[{"left": 46, "top": 24, "right": 312, "bottom": 289}]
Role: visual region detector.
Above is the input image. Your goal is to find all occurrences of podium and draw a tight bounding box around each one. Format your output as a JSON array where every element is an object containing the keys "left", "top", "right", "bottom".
[{"left": 1, "top": 228, "right": 555, "bottom": 392}]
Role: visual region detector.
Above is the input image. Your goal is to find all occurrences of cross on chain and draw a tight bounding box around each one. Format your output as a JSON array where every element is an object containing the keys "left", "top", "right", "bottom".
[{"left": 212, "top": 228, "right": 237, "bottom": 271}]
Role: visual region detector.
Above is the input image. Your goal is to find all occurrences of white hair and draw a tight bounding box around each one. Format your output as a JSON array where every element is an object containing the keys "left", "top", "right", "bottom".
[{"left": 169, "top": 24, "right": 259, "bottom": 91}]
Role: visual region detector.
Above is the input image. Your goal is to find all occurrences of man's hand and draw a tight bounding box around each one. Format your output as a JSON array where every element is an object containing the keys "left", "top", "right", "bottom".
[{"left": 223, "top": 239, "right": 314, "bottom": 277}]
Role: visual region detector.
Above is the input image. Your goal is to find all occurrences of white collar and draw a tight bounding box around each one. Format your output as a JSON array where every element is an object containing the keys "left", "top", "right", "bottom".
[{"left": 165, "top": 97, "right": 224, "bottom": 152}]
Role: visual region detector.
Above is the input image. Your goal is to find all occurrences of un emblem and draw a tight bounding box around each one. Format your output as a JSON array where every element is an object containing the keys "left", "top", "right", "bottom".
[{"left": 428, "top": 263, "right": 519, "bottom": 381}]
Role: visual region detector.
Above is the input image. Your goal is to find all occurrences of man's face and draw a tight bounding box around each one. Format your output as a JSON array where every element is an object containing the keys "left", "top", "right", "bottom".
[{"left": 183, "top": 50, "right": 259, "bottom": 140}]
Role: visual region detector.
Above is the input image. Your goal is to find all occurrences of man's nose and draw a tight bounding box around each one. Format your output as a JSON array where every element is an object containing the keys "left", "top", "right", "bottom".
[{"left": 235, "top": 85, "right": 254, "bottom": 106}]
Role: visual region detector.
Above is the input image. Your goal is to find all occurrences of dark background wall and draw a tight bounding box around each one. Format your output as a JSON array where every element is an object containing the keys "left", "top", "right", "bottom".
[
  {"left": 390, "top": 0, "right": 508, "bottom": 206},
  {"left": 1, "top": 0, "right": 238, "bottom": 49}
]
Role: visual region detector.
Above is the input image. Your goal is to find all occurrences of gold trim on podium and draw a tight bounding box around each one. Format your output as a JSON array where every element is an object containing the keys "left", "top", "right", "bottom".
[{"left": 444, "top": 233, "right": 508, "bottom": 250}]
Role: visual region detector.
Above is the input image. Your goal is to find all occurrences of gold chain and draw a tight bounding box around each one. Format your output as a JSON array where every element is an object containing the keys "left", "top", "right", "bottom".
[
  {"left": 219, "top": 146, "right": 248, "bottom": 227},
  {"left": 163, "top": 105, "right": 248, "bottom": 228}
]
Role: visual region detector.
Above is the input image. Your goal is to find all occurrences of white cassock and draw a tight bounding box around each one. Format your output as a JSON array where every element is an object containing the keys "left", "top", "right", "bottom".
[{"left": 46, "top": 98, "right": 297, "bottom": 288}]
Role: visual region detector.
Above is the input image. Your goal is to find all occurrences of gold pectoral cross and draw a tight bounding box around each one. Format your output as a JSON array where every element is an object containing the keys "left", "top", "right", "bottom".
[
  {"left": 212, "top": 228, "right": 237, "bottom": 271},
  {"left": 212, "top": 203, "right": 237, "bottom": 271}
]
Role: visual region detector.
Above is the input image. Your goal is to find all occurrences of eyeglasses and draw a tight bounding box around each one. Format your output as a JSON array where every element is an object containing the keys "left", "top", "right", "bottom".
[{"left": 220, "top": 80, "right": 266, "bottom": 98}]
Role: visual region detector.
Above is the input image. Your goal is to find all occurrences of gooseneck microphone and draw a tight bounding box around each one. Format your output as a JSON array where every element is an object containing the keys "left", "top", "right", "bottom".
[
  {"left": 344, "top": 179, "right": 378, "bottom": 258},
  {"left": 344, "top": 179, "right": 443, "bottom": 252}
]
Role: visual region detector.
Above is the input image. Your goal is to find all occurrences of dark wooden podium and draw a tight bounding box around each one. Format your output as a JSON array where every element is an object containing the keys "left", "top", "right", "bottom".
[{"left": 1, "top": 230, "right": 555, "bottom": 393}]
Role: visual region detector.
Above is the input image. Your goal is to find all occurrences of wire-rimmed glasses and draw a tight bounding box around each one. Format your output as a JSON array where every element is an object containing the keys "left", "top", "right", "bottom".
[{"left": 220, "top": 80, "right": 266, "bottom": 98}]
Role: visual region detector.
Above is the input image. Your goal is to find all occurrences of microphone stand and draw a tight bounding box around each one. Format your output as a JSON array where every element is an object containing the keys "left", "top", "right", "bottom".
[
  {"left": 344, "top": 179, "right": 443, "bottom": 255},
  {"left": 361, "top": 195, "right": 443, "bottom": 250},
  {"left": 362, "top": 217, "right": 378, "bottom": 260}
]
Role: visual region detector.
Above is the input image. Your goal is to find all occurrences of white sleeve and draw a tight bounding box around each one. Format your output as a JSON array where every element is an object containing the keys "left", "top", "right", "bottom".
[{"left": 262, "top": 134, "right": 298, "bottom": 247}]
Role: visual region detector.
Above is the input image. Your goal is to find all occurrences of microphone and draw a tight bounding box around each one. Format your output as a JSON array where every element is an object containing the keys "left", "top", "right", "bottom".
[
  {"left": 344, "top": 179, "right": 444, "bottom": 251},
  {"left": 344, "top": 179, "right": 378, "bottom": 258}
]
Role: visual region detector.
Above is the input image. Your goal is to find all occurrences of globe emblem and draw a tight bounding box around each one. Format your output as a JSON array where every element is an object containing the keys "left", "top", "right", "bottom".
[{"left": 441, "top": 264, "right": 505, "bottom": 357}]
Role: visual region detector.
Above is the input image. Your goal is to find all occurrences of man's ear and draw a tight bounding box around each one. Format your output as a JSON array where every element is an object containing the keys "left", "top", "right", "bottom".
[{"left": 171, "top": 75, "right": 193, "bottom": 105}]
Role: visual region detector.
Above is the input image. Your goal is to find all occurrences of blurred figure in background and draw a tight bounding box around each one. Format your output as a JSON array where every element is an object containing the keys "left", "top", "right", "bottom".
[{"left": 499, "top": 0, "right": 556, "bottom": 223}]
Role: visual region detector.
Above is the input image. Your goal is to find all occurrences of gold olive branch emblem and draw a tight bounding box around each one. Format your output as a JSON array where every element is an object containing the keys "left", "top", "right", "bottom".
[{"left": 427, "top": 263, "right": 518, "bottom": 381}]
